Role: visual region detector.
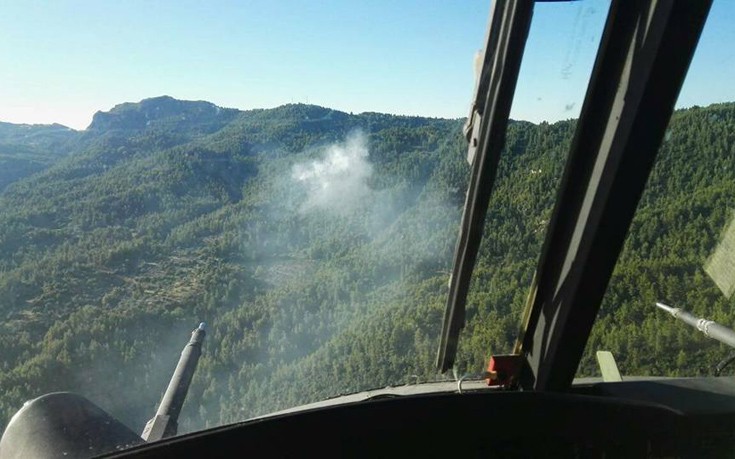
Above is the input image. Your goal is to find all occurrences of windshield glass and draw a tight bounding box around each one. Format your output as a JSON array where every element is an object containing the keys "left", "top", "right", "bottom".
[
  {"left": 577, "top": 0, "right": 735, "bottom": 379},
  {"left": 0, "top": 0, "right": 489, "bottom": 444},
  {"left": 453, "top": 0, "right": 609, "bottom": 375}
]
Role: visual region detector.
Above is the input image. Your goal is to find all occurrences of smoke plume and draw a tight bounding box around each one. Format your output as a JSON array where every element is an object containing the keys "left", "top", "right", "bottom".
[{"left": 291, "top": 131, "right": 372, "bottom": 215}]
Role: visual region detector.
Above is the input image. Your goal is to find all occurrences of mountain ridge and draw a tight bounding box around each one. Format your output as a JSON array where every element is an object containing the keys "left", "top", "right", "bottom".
[
  {"left": 0, "top": 97, "right": 469, "bottom": 199},
  {"left": 2, "top": 96, "right": 465, "bottom": 134}
]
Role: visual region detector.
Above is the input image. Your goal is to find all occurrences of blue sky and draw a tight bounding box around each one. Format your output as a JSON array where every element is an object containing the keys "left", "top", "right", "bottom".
[{"left": 0, "top": 0, "right": 733, "bottom": 130}]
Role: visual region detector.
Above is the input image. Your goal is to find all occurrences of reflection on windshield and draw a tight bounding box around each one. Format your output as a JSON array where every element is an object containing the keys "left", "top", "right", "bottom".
[
  {"left": 510, "top": 1, "right": 609, "bottom": 122},
  {"left": 706, "top": 214, "right": 735, "bottom": 299}
]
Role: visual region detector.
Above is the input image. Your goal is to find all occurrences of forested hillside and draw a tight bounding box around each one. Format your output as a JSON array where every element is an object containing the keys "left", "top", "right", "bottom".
[
  {"left": 0, "top": 97, "right": 733, "bottom": 435},
  {"left": 0, "top": 122, "right": 78, "bottom": 192}
]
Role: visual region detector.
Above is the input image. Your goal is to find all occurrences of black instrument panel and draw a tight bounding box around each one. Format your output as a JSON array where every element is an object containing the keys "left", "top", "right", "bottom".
[{"left": 106, "top": 378, "right": 735, "bottom": 458}]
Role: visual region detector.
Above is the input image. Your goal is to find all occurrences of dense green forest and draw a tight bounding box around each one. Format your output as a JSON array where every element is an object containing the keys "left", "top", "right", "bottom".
[{"left": 0, "top": 96, "right": 733, "bottom": 435}]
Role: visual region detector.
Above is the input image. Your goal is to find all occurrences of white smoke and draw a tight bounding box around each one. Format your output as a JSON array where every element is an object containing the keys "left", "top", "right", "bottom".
[{"left": 291, "top": 131, "right": 372, "bottom": 214}]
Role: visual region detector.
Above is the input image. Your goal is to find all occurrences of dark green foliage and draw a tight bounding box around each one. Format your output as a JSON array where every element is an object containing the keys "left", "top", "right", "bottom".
[
  {"left": 0, "top": 122, "right": 79, "bottom": 191},
  {"left": 0, "top": 97, "right": 732, "bottom": 438}
]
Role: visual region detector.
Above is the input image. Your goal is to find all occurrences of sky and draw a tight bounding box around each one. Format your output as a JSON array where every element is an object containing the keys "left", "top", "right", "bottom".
[{"left": 0, "top": 0, "right": 733, "bottom": 130}]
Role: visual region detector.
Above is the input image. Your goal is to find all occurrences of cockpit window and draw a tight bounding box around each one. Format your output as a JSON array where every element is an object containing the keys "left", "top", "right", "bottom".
[
  {"left": 0, "top": 0, "right": 492, "bottom": 445},
  {"left": 452, "top": 0, "right": 610, "bottom": 376},
  {"left": 578, "top": 0, "right": 735, "bottom": 378}
]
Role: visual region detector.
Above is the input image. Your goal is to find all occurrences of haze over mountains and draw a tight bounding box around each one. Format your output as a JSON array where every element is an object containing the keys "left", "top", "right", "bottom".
[{"left": 0, "top": 96, "right": 733, "bottom": 435}]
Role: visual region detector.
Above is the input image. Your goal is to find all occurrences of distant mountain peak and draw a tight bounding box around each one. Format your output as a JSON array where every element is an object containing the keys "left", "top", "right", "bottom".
[
  {"left": 0, "top": 121, "right": 75, "bottom": 131},
  {"left": 87, "top": 96, "right": 239, "bottom": 133}
]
